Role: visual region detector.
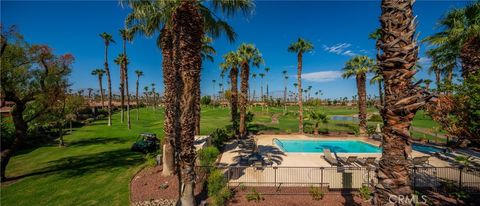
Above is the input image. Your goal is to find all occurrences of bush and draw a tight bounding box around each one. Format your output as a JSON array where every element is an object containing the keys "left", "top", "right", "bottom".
[
  {"left": 201, "top": 96, "right": 212, "bottom": 105},
  {"left": 246, "top": 188, "right": 263, "bottom": 202},
  {"left": 369, "top": 114, "right": 383, "bottom": 122},
  {"left": 1, "top": 118, "right": 15, "bottom": 150},
  {"left": 145, "top": 153, "right": 158, "bottom": 167},
  {"left": 309, "top": 185, "right": 325, "bottom": 200},
  {"left": 210, "top": 128, "right": 229, "bottom": 149},
  {"left": 359, "top": 185, "right": 372, "bottom": 200},
  {"left": 208, "top": 169, "right": 227, "bottom": 197},
  {"left": 198, "top": 146, "right": 220, "bottom": 168},
  {"left": 211, "top": 187, "right": 232, "bottom": 206}
]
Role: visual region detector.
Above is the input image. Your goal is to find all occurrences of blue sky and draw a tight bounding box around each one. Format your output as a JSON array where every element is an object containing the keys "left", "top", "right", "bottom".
[{"left": 1, "top": 1, "right": 471, "bottom": 99}]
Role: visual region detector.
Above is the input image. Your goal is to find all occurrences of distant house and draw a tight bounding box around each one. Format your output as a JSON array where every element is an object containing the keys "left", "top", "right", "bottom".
[{"left": 0, "top": 101, "right": 14, "bottom": 117}]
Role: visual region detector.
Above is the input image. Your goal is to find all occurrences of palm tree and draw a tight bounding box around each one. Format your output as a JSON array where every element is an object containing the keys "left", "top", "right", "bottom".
[
  {"left": 220, "top": 51, "right": 241, "bottom": 137},
  {"left": 150, "top": 83, "right": 156, "bottom": 110},
  {"left": 426, "top": 45, "right": 457, "bottom": 95},
  {"left": 282, "top": 70, "right": 288, "bottom": 113},
  {"left": 91, "top": 69, "right": 105, "bottom": 109},
  {"left": 125, "top": 1, "right": 253, "bottom": 204},
  {"left": 238, "top": 43, "right": 264, "bottom": 138},
  {"left": 308, "top": 111, "right": 328, "bottom": 135},
  {"left": 342, "top": 55, "right": 374, "bottom": 135},
  {"left": 293, "top": 82, "right": 298, "bottom": 101},
  {"left": 265, "top": 67, "right": 270, "bottom": 98},
  {"left": 424, "top": 2, "right": 480, "bottom": 79},
  {"left": 423, "top": 79, "right": 433, "bottom": 91},
  {"left": 370, "top": 66, "right": 384, "bottom": 106},
  {"left": 212, "top": 79, "right": 216, "bottom": 100},
  {"left": 114, "top": 54, "right": 126, "bottom": 123},
  {"left": 307, "top": 85, "right": 312, "bottom": 101},
  {"left": 374, "top": 0, "right": 431, "bottom": 203},
  {"left": 99, "top": 32, "right": 115, "bottom": 126},
  {"left": 120, "top": 28, "right": 134, "bottom": 129},
  {"left": 288, "top": 38, "right": 314, "bottom": 133},
  {"left": 259, "top": 73, "right": 265, "bottom": 103},
  {"left": 143, "top": 86, "right": 149, "bottom": 107},
  {"left": 251, "top": 73, "right": 257, "bottom": 102},
  {"left": 134, "top": 70, "right": 143, "bottom": 120}
]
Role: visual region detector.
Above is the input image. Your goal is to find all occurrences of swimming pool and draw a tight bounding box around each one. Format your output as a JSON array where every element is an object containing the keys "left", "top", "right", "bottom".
[
  {"left": 412, "top": 143, "right": 443, "bottom": 154},
  {"left": 274, "top": 139, "right": 382, "bottom": 153}
]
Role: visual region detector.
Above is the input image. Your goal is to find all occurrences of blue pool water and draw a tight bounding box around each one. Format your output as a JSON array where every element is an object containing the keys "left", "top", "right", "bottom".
[
  {"left": 412, "top": 143, "right": 443, "bottom": 154},
  {"left": 274, "top": 139, "right": 382, "bottom": 153}
]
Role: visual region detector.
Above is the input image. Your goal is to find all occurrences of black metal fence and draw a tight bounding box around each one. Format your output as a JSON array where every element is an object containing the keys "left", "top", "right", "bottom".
[{"left": 198, "top": 166, "right": 480, "bottom": 195}]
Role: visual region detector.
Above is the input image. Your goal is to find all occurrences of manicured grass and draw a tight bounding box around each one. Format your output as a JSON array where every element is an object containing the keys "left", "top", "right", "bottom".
[
  {"left": 1, "top": 107, "right": 231, "bottom": 206},
  {"left": 1, "top": 105, "right": 439, "bottom": 206}
]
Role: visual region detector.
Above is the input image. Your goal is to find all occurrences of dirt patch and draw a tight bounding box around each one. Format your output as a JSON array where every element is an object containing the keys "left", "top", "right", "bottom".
[
  {"left": 229, "top": 192, "right": 371, "bottom": 206},
  {"left": 130, "top": 166, "right": 207, "bottom": 204}
]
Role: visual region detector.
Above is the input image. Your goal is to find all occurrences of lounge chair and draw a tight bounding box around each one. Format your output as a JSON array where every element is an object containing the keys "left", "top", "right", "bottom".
[
  {"left": 413, "top": 156, "right": 430, "bottom": 166},
  {"left": 356, "top": 157, "right": 377, "bottom": 166},
  {"left": 322, "top": 149, "right": 339, "bottom": 166},
  {"left": 339, "top": 156, "right": 358, "bottom": 166}
]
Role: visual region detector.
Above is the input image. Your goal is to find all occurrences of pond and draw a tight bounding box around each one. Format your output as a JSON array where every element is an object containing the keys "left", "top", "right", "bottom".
[{"left": 330, "top": 115, "right": 359, "bottom": 122}]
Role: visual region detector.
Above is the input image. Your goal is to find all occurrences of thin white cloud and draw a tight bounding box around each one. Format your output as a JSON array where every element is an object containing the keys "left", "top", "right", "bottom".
[
  {"left": 322, "top": 43, "right": 359, "bottom": 56},
  {"left": 300, "top": 71, "right": 342, "bottom": 82}
]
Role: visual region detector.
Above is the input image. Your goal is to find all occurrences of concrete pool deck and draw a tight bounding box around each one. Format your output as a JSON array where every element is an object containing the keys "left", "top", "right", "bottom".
[{"left": 219, "top": 134, "right": 452, "bottom": 167}]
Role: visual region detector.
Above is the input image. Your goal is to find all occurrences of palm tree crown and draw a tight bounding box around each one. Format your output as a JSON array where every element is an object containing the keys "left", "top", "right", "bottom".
[
  {"left": 99, "top": 32, "right": 115, "bottom": 46},
  {"left": 91, "top": 69, "right": 105, "bottom": 76},
  {"left": 237, "top": 43, "right": 264, "bottom": 67},
  {"left": 287, "top": 38, "right": 314, "bottom": 54},
  {"left": 341, "top": 56, "right": 375, "bottom": 79}
]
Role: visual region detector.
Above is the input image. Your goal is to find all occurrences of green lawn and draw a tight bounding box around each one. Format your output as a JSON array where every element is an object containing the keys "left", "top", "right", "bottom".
[
  {"left": 1, "top": 108, "right": 231, "bottom": 206},
  {"left": 1, "top": 105, "right": 438, "bottom": 205}
]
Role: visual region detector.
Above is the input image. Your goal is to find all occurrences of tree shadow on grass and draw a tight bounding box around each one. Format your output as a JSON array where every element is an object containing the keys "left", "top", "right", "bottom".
[
  {"left": 68, "top": 137, "right": 130, "bottom": 147},
  {"left": 248, "top": 124, "right": 279, "bottom": 134},
  {"left": 7, "top": 148, "right": 144, "bottom": 182}
]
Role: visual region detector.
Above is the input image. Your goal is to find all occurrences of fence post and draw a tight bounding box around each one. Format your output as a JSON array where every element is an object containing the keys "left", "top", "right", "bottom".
[
  {"left": 412, "top": 166, "right": 416, "bottom": 190},
  {"left": 459, "top": 166, "right": 464, "bottom": 189},
  {"left": 320, "top": 167, "right": 324, "bottom": 190},
  {"left": 367, "top": 167, "right": 370, "bottom": 187},
  {"left": 273, "top": 166, "right": 278, "bottom": 187}
]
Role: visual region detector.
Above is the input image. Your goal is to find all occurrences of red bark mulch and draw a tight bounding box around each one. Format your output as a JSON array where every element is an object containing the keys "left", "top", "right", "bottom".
[
  {"left": 130, "top": 166, "right": 207, "bottom": 204},
  {"left": 229, "top": 192, "right": 371, "bottom": 206}
]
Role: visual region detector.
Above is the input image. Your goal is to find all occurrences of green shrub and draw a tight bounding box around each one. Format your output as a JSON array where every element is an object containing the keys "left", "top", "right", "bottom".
[
  {"left": 246, "top": 188, "right": 263, "bottom": 202},
  {"left": 211, "top": 187, "right": 232, "bottom": 206},
  {"left": 201, "top": 96, "right": 212, "bottom": 105},
  {"left": 145, "top": 153, "right": 158, "bottom": 167},
  {"left": 198, "top": 146, "right": 220, "bottom": 168},
  {"left": 208, "top": 169, "right": 227, "bottom": 197},
  {"left": 239, "top": 183, "right": 247, "bottom": 191},
  {"left": 210, "top": 128, "right": 229, "bottom": 149},
  {"left": 369, "top": 114, "right": 383, "bottom": 122},
  {"left": 309, "top": 185, "right": 324, "bottom": 200},
  {"left": 359, "top": 185, "right": 372, "bottom": 200}
]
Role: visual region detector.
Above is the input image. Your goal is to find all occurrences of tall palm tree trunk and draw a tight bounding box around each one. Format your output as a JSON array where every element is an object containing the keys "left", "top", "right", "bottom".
[
  {"left": 283, "top": 86, "right": 287, "bottom": 113},
  {"left": 173, "top": 2, "right": 203, "bottom": 205},
  {"left": 230, "top": 66, "right": 239, "bottom": 137},
  {"left": 435, "top": 69, "right": 441, "bottom": 94},
  {"left": 120, "top": 64, "right": 125, "bottom": 123},
  {"left": 136, "top": 76, "right": 140, "bottom": 120},
  {"left": 160, "top": 28, "right": 177, "bottom": 177},
  {"left": 124, "top": 56, "right": 131, "bottom": 129},
  {"left": 297, "top": 52, "right": 304, "bottom": 133},
  {"left": 104, "top": 44, "right": 112, "bottom": 126},
  {"left": 356, "top": 73, "right": 367, "bottom": 135},
  {"left": 446, "top": 66, "right": 453, "bottom": 95},
  {"left": 374, "top": 0, "right": 431, "bottom": 204},
  {"left": 378, "top": 80, "right": 384, "bottom": 106},
  {"left": 98, "top": 76, "right": 105, "bottom": 109},
  {"left": 239, "top": 62, "right": 250, "bottom": 138}
]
